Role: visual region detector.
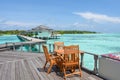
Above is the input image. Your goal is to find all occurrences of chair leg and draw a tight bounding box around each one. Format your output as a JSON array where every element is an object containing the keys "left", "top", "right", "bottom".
[
  {"left": 63, "top": 66, "right": 66, "bottom": 80},
  {"left": 47, "top": 61, "right": 54, "bottom": 74},
  {"left": 78, "top": 65, "right": 82, "bottom": 77},
  {"left": 43, "top": 61, "right": 48, "bottom": 70}
]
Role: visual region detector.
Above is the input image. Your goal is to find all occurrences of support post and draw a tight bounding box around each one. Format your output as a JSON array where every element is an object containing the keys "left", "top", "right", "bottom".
[
  {"left": 81, "top": 53, "right": 84, "bottom": 67},
  {"left": 21, "top": 43, "right": 23, "bottom": 52},
  {"left": 13, "top": 43, "right": 15, "bottom": 51},
  {"left": 6, "top": 42, "right": 8, "bottom": 48},
  {"left": 49, "top": 44, "right": 51, "bottom": 52},
  {"left": 94, "top": 55, "right": 98, "bottom": 74},
  {"left": 29, "top": 43, "right": 32, "bottom": 52},
  {"left": 53, "top": 44, "right": 55, "bottom": 52},
  {"left": 38, "top": 42, "right": 41, "bottom": 53}
]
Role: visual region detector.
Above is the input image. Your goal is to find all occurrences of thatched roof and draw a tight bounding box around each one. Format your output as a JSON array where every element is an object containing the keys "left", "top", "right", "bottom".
[{"left": 31, "top": 25, "right": 53, "bottom": 31}]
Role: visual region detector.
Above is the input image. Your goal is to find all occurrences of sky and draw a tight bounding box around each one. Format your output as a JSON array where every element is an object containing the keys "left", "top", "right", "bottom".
[{"left": 0, "top": 0, "right": 120, "bottom": 33}]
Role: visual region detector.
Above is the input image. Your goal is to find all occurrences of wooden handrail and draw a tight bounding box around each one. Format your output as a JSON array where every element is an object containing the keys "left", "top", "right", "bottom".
[
  {"left": 81, "top": 51, "right": 99, "bottom": 75},
  {"left": 0, "top": 41, "right": 46, "bottom": 53}
]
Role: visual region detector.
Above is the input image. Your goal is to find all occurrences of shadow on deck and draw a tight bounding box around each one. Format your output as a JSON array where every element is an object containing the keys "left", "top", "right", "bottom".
[{"left": 0, "top": 51, "right": 103, "bottom": 80}]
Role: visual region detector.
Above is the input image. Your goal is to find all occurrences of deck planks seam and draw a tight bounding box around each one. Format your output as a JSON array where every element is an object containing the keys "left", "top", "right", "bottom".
[
  {"left": 32, "top": 57, "right": 51, "bottom": 80},
  {"left": 24, "top": 59, "right": 36, "bottom": 80},
  {"left": 10, "top": 61, "right": 15, "bottom": 80}
]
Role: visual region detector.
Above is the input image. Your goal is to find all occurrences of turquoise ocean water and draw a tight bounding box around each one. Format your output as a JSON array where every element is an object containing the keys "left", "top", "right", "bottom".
[
  {"left": 0, "top": 34, "right": 120, "bottom": 70},
  {"left": 47, "top": 34, "right": 120, "bottom": 54},
  {"left": 0, "top": 35, "right": 21, "bottom": 44}
]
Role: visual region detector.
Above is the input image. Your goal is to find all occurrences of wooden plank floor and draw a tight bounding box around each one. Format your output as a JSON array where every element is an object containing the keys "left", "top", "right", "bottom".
[{"left": 0, "top": 51, "right": 103, "bottom": 80}]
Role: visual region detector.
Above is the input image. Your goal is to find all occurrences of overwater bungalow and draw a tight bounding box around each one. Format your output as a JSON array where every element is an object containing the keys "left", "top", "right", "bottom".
[{"left": 28, "top": 25, "right": 61, "bottom": 39}]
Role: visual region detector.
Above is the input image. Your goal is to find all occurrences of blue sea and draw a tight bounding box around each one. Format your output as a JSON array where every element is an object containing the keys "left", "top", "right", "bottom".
[
  {"left": 0, "top": 35, "right": 21, "bottom": 44},
  {"left": 47, "top": 34, "right": 120, "bottom": 54},
  {"left": 0, "top": 34, "right": 120, "bottom": 70}
]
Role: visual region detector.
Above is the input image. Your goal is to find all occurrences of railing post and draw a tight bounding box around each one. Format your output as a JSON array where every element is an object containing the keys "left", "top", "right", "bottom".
[
  {"left": 29, "top": 43, "right": 32, "bottom": 52},
  {"left": 94, "top": 55, "right": 98, "bottom": 74},
  {"left": 12, "top": 43, "right": 15, "bottom": 51},
  {"left": 38, "top": 42, "right": 41, "bottom": 53},
  {"left": 81, "top": 53, "right": 84, "bottom": 67},
  {"left": 21, "top": 43, "right": 23, "bottom": 52},
  {"left": 49, "top": 44, "right": 51, "bottom": 52},
  {"left": 6, "top": 42, "right": 8, "bottom": 47},
  {"left": 53, "top": 44, "right": 55, "bottom": 52}
]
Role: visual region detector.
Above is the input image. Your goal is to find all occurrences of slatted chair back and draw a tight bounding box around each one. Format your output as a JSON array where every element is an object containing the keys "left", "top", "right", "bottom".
[
  {"left": 54, "top": 42, "right": 64, "bottom": 51},
  {"left": 42, "top": 45, "right": 50, "bottom": 62},
  {"left": 63, "top": 45, "right": 79, "bottom": 63},
  {"left": 62, "top": 45, "right": 82, "bottom": 79}
]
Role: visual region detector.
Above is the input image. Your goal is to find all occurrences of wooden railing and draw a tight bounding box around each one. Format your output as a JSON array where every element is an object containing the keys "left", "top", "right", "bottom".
[
  {"left": 80, "top": 51, "right": 99, "bottom": 75},
  {"left": 0, "top": 41, "right": 46, "bottom": 52}
]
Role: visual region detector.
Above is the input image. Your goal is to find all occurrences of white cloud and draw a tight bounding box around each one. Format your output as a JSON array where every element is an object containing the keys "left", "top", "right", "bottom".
[
  {"left": 4, "top": 21, "right": 39, "bottom": 27},
  {"left": 73, "top": 22, "right": 95, "bottom": 28},
  {"left": 0, "top": 19, "right": 41, "bottom": 30},
  {"left": 73, "top": 22, "right": 89, "bottom": 27},
  {"left": 73, "top": 12, "right": 120, "bottom": 23},
  {"left": 0, "top": 18, "right": 41, "bottom": 27}
]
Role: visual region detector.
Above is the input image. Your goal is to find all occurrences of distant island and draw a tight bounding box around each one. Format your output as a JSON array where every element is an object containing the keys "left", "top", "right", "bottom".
[
  {"left": 55, "top": 30, "right": 97, "bottom": 34},
  {"left": 0, "top": 30, "right": 25, "bottom": 35},
  {"left": 0, "top": 30, "right": 97, "bottom": 35}
]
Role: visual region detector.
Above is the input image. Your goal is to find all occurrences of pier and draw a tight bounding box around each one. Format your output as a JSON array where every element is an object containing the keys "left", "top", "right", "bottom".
[
  {"left": 0, "top": 35, "right": 46, "bottom": 52},
  {"left": 17, "top": 35, "right": 46, "bottom": 41}
]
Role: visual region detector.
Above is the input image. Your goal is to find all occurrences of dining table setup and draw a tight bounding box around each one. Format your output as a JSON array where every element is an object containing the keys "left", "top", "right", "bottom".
[{"left": 42, "top": 42, "right": 84, "bottom": 80}]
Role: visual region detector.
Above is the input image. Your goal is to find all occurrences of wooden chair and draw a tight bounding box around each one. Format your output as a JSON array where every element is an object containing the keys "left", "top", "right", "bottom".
[
  {"left": 54, "top": 42, "right": 64, "bottom": 55},
  {"left": 60, "top": 45, "right": 82, "bottom": 79},
  {"left": 42, "top": 45, "right": 59, "bottom": 74},
  {"left": 54, "top": 42, "right": 64, "bottom": 50}
]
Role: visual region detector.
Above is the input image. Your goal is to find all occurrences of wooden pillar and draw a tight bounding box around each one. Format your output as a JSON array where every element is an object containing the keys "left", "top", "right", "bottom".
[
  {"left": 21, "top": 43, "right": 23, "bottom": 52},
  {"left": 53, "top": 44, "right": 55, "bottom": 52},
  {"left": 6, "top": 42, "right": 8, "bottom": 47},
  {"left": 94, "top": 55, "right": 98, "bottom": 74},
  {"left": 29, "top": 43, "right": 32, "bottom": 52},
  {"left": 13, "top": 43, "right": 15, "bottom": 51},
  {"left": 49, "top": 44, "right": 51, "bottom": 52},
  {"left": 38, "top": 42, "right": 41, "bottom": 53},
  {"left": 80, "top": 53, "right": 84, "bottom": 67}
]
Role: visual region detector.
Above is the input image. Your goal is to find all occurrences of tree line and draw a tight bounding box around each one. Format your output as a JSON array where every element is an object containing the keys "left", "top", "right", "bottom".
[
  {"left": 0, "top": 30, "right": 97, "bottom": 36},
  {"left": 0, "top": 30, "right": 25, "bottom": 35},
  {"left": 55, "top": 30, "right": 97, "bottom": 34}
]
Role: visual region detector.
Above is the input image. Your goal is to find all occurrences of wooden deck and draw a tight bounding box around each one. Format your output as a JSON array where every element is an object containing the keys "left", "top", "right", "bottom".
[
  {"left": 0, "top": 35, "right": 46, "bottom": 49},
  {"left": 0, "top": 51, "right": 103, "bottom": 80},
  {"left": 17, "top": 35, "right": 45, "bottom": 41}
]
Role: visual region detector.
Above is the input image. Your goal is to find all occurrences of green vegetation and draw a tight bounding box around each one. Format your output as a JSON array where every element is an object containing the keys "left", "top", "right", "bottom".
[
  {"left": 0, "top": 30, "right": 26, "bottom": 35},
  {"left": 0, "top": 30, "right": 97, "bottom": 36},
  {"left": 55, "top": 30, "right": 97, "bottom": 34},
  {"left": 26, "top": 32, "right": 34, "bottom": 37}
]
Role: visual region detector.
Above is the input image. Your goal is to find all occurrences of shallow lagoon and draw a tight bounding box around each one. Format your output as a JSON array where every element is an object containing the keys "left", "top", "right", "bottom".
[
  {"left": 0, "top": 35, "right": 21, "bottom": 44},
  {"left": 47, "top": 34, "right": 120, "bottom": 54}
]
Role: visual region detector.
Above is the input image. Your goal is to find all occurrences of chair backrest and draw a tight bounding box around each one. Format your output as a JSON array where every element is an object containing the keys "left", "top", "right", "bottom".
[
  {"left": 54, "top": 42, "right": 64, "bottom": 51},
  {"left": 63, "top": 45, "right": 79, "bottom": 63},
  {"left": 42, "top": 45, "right": 50, "bottom": 61}
]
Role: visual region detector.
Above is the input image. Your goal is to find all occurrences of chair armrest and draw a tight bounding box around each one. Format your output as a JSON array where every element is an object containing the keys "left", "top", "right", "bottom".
[{"left": 57, "top": 55, "right": 65, "bottom": 62}]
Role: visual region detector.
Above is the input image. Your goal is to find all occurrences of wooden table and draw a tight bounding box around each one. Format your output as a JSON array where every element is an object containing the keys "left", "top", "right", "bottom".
[{"left": 54, "top": 49, "right": 84, "bottom": 55}]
